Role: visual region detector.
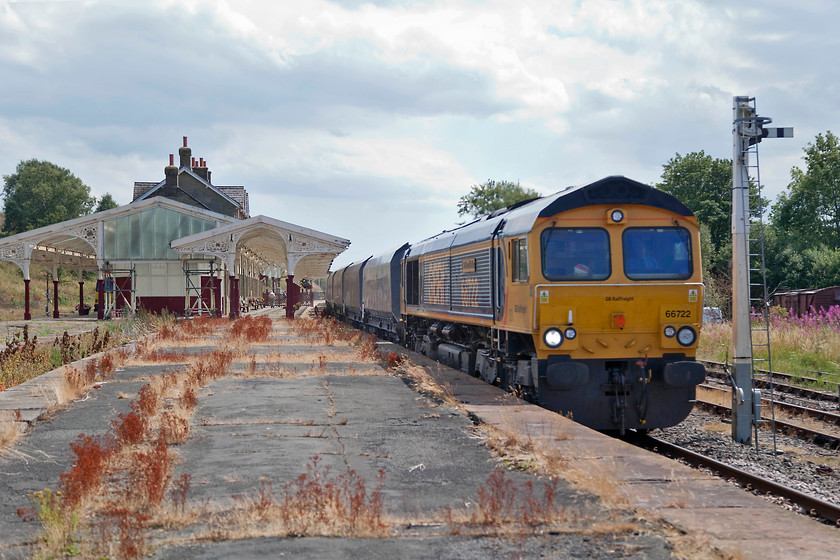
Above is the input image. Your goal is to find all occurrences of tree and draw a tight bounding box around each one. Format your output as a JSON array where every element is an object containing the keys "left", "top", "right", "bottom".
[
  {"left": 771, "top": 131, "right": 840, "bottom": 251},
  {"left": 457, "top": 180, "right": 540, "bottom": 219},
  {"left": 95, "top": 193, "right": 119, "bottom": 213},
  {"left": 655, "top": 151, "right": 733, "bottom": 251},
  {"left": 2, "top": 160, "right": 95, "bottom": 234}
]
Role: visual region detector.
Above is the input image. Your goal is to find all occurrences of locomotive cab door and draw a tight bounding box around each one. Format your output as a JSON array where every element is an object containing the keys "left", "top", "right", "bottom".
[{"left": 490, "top": 220, "right": 506, "bottom": 323}]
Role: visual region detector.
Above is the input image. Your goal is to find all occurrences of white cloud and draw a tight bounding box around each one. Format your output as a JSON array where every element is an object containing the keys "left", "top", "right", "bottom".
[{"left": 1, "top": 0, "right": 839, "bottom": 272}]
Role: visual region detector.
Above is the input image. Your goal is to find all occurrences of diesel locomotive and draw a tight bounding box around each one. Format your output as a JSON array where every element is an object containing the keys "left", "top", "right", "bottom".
[{"left": 326, "top": 176, "right": 706, "bottom": 432}]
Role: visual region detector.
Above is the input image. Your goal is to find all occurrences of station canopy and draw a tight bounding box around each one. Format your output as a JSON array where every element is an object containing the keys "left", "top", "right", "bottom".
[
  {"left": 169, "top": 214, "right": 350, "bottom": 279},
  {"left": 0, "top": 197, "right": 349, "bottom": 281}
]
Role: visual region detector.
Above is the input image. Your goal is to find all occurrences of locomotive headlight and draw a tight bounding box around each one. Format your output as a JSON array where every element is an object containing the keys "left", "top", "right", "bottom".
[
  {"left": 544, "top": 328, "right": 564, "bottom": 348},
  {"left": 564, "top": 327, "right": 577, "bottom": 340},
  {"left": 676, "top": 326, "right": 697, "bottom": 346},
  {"left": 663, "top": 326, "right": 676, "bottom": 338}
]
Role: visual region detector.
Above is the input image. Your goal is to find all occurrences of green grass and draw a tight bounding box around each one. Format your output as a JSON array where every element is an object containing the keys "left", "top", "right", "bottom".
[
  {"left": 0, "top": 323, "right": 136, "bottom": 391},
  {"left": 698, "top": 320, "right": 840, "bottom": 386},
  {"left": 0, "top": 260, "right": 98, "bottom": 321}
]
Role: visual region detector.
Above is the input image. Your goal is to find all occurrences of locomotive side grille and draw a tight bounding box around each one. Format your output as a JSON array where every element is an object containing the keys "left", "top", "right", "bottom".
[
  {"left": 451, "top": 249, "right": 492, "bottom": 310},
  {"left": 422, "top": 253, "right": 451, "bottom": 308}
]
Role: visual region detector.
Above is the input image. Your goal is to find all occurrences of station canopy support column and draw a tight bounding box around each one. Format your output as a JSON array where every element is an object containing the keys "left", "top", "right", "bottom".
[{"left": 169, "top": 215, "right": 349, "bottom": 320}]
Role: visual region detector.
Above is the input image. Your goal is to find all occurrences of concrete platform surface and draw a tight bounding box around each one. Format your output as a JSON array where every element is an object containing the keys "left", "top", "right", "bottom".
[{"left": 0, "top": 307, "right": 836, "bottom": 559}]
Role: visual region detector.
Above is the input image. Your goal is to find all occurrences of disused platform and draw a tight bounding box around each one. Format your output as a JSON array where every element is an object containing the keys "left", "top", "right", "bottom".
[
  {"left": 0, "top": 308, "right": 838, "bottom": 559},
  {"left": 400, "top": 346, "right": 840, "bottom": 559}
]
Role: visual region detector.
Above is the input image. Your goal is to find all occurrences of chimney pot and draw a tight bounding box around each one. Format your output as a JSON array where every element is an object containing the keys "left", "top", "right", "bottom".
[
  {"left": 179, "top": 141, "right": 192, "bottom": 168},
  {"left": 169, "top": 154, "right": 174, "bottom": 166}
]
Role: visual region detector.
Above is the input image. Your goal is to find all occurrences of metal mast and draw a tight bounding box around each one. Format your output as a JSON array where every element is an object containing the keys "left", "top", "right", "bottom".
[{"left": 730, "top": 96, "right": 792, "bottom": 444}]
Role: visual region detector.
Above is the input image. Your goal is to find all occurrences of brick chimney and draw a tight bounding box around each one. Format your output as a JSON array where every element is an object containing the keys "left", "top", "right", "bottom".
[
  {"left": 163, "top": 153, "right": 178, "bottom": 196},
  {"left": 178, "top": 136, "right": 192, "bottom": 168},
  {"left": 194, "top": 157, "right": 210, "bottom": 182}
]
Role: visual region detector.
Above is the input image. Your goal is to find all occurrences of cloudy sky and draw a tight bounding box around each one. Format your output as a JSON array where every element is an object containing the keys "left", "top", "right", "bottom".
[{"left": 1, "top": 0, "right": 836, "bottom": 270}]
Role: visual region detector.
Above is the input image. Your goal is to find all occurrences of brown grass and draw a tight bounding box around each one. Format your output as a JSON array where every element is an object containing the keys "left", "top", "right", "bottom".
[
  {"left": 230, "top": 315, "right": 273, "bottom": 342},
  {"left": 23, "top": 309, "right": 238, "bottom": 559},
  {"left": 193, "top": 455, "right": 388, "bottom": 541},
  {"left": 393, "top": 361, "right": 458, "bottom": 408},
  {"left": 0, "top": 410, "right": 24, "bottom": 451}
]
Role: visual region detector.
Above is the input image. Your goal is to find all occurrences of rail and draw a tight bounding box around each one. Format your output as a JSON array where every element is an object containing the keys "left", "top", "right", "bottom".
[
  {"left": 693, "top": 393, "right": 840, "bottom": 449},
  {"left": 635, "top": 435, "right": 840, "bottom": 526},
  {"left": 700, "top": 360, "right": 840, "bottom": 404}
]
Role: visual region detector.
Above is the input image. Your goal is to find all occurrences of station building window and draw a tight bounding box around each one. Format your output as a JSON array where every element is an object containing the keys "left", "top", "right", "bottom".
[{"left": 104, "top": 207, "right": 218, "bottom": 261}]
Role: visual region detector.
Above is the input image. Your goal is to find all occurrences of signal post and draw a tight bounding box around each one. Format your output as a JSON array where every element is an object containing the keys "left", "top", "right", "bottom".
[{"left": 730, "top": 96, "right": 792, "bottom": 443}]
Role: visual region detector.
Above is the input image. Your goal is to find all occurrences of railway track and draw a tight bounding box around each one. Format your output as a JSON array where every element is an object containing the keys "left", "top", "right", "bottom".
[
  {"left": 634, "top": 434, "right": 840, "bottom": 526},
  {"left": 700, "top": 360, "right": 840, "bottom": 404},
  {"left": 694, "top": 385, "right": 840, "bottom": 449}
]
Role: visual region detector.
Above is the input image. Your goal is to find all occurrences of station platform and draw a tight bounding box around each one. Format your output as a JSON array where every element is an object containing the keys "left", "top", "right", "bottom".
[{"left": 0, "top": 308, "right": 837, "bottom": 559}]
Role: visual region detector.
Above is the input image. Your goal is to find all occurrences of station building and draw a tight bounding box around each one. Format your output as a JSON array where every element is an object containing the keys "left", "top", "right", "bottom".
[{"left": 0, "top": 138, "right": 350, "bottom": 320}]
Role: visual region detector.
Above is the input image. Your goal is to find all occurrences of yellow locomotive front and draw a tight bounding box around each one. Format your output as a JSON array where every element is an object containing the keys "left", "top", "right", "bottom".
[
  {"left": 500, "top": 180, "right": 706, "bottom": 431},
  {"left": 395, "top": 176, "right": 705, "bottom": 433}
]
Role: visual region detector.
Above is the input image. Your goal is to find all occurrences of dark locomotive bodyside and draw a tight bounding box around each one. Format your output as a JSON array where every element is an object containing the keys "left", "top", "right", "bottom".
[{"left": 327, "top": 176, "right": 706, "bottom": 433}]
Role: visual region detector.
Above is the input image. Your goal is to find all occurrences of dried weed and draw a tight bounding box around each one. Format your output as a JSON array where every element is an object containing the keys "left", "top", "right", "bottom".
[{"left": 0, "top": 410, "right": 24, "bottom": 451}]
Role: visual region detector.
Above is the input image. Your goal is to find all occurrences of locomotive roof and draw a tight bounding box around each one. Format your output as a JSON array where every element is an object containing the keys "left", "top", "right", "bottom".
[{"left": 409, "top": 176, "right": 694, "bottom": 256}]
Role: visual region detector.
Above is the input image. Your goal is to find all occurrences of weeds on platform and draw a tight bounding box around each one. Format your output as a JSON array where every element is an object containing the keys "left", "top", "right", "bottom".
[
  {"left": 0, "top": 325, "right": 51, "bottom": 389},
  {"left": 61, "top": 348, "right": 129, "bottom": 402},
  {"left": 442, "top": 469, "right": 568, "bottom": 534},
  {"left": 393, "top": 361, "right": 458, "bottom": 408},
  {"left": 23, "top": 337, "right": 236, "bottom": 559},
  {"left": 0, "top": 410, "right": 23, "bottom": 450},
  {"left": 293, "top": 316, "right": 358, "bottom": 347},
  {"left": 59, "top": 433, "right": 117, "bottom": 508},
  {"left": 204, "top": 455, "right": 388, "bottom": 540},
  {"left": 24, "top": 488, "right": 80, "bottom": 556},
  {"left": 0, "top": 322, "right": 132, "bottom": 393},
  {"left": 231, "top": 314, "right": 272, "bottom": 342}
]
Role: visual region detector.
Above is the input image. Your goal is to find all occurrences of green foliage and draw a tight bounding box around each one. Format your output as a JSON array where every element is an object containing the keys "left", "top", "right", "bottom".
[
  {"left": 699, "top": 223, "right": 730, "bottom": 314},
  {"left": 766, "top": 237, "right": 840, "bottom": 291},
  {"left": 28, "top": 488, "right": 79, "bottom": 555},
  {"left": 656, "top": 151, "right": 770, "bottom": 309},
  {"left": 457, "top": 180, "right": 540, "bottom": 219},
  {"left": 771, "top": 131, "right": 840, "bottom": 251},
  {"left": 2, "top": 159, "right": 95, "bottom": 234},
  {"left": 656, "top": 151, "right": 733, "bottom": 251},
  {"left": 94, "top": 192, "right": 119, "bottom": 213}
]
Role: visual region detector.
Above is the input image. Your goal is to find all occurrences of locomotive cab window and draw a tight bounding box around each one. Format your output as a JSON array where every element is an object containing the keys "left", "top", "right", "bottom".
[
  {"left": 511, "top": 238, "right": 528, "bottom": 282},
  {"left": 623, "top": 227, "right": 692, "bottom": 280},
  {"left": 541, "top": 228, "right": 610, "bottom": 281}
]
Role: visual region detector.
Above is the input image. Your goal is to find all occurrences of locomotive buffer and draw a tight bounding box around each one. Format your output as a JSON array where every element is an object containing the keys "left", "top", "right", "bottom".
[{"left": 731, "top": 96, "right": 792, "bottom": 445}]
